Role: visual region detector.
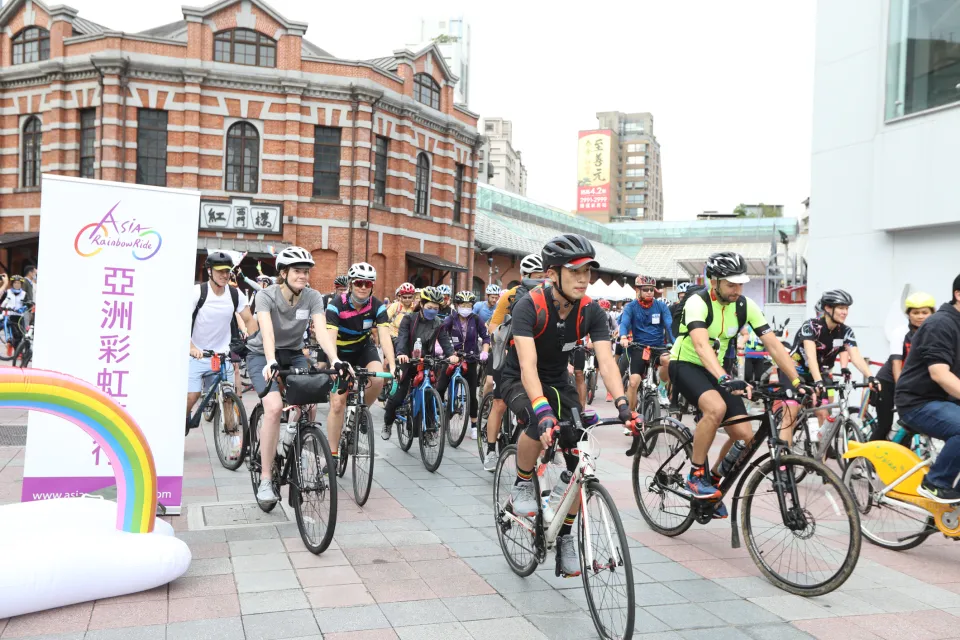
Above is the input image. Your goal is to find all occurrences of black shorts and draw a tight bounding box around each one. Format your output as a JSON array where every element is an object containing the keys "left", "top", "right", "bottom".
[
  {"left": 628, "top": 345, "right": 669, "bottom": 378},
  {"left": 569, "top": 349, "right": 585, "bottom": 372},
  {"left": 501, "top": 377, "right": 582, "bottom": 443},
  {"left": 492, "top": 366, "right": 504, "bottom": 400},
  {"left": 339, "top": 342, "right": 381, "bottom": 368},
  {"left": 669, "top": 360, "right": 746, "bottom": 420}
]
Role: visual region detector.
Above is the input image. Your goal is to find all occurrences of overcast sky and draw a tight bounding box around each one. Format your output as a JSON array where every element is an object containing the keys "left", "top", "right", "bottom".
[{"left": 76, "top": 0, "right": 816, "bottom": 220}]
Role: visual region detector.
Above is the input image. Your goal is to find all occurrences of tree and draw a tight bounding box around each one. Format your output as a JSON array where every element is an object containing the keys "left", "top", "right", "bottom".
[
  {"left": 733, "top": 204, "right": 748, "bottom": 217},
  {"left": 733, "top": 203, "right": 782, "bottom": 218}
]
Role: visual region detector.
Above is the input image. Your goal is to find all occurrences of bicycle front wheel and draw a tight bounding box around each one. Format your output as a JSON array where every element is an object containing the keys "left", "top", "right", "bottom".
[
  {"left": 447, "top": 377, "right": 470, "bottom": 448},
  {"left": 396, "top": 412, "right": 414, "bottom": 452},
  {"left": 419, "top": 387, "right": 447, "bottom": 472},
  {"left": 247, "top": 405, "right": 279, "bottom": 513},
  {"left": 843, "top": 456, "right": 934, "bottom": 551},
  {"left": 586, "top": 370, "right": 597, "bottom": 406},
  {"left": 213, "top": 389, "right": 248, "bottom": 471},
  {"left": 579, "top": 481, "right": 635, "bottom": 640},
  {"left": 336, "top": 427, "right": 349, "bottom": 479},
  {"left": 493, "top": 445, "right": 539, "bottom": 577},
  {"left": 352, "top": 408, "right": 375, "bottom": 506},
  {"left": 292, "top": 424, "right": 337, "bottom": 554},
  {"left": 740, "top": 454, "right": 860, "bottom": 596},
  {"left": 476, "top": 392, "right": 494, "bottom": 461},
  {"left": 632, "top": 420, "right": 695, "bottom": 536},
  {"left": 830, "top": 418, "right": 865, "bottom": 475},
  {"left": 11, "top": 339, "right": 31, "bottom": 368}
]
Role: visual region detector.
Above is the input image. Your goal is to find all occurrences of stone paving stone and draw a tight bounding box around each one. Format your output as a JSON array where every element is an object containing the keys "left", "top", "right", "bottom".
[
  {"left": 366, "top": 578, "right": 437, "bottom": 603},
  {"left": 699, "top": 599, "right": 783, "bottom": 625},
  {"left": 354, "top": 562, "right": 418, "bottom": 581},
  {"left": 288, "top": 549, "right": 350, "bottom": 568},
  {"left": 234, "top": 569, "right": 301, "bottom": 593},
  {"left": 463, "top": 616, "right": 549, "bottom": 640},
  {"left": 166, "top": 617, "right": 246, "bottom": 640},
  {"left": 95, "top": 585, "right": 168, "bottom": 606},
  {"left": 394, "top": 544, "right": 454, "bottom": 562},
  {"left": 297, "top": 565, "right": 363, "bottom": 587},
  {"left": 646, "top": 602, "right": 724, "bottom": 630},
  {"left": 326, "top": 630, "right": 399, "bottom": 640},
  {"left": 241, "top": 609, "right": 320, "bottom": 640},
  {"left": 807, "top": 590, "right": 884, "bottom": 616},
  {"left": 224, "top": 526, "right": 280, "bottom": 541},
  {"left": 342, "top": 546, "right": 404, "bottom": 565},
  {"left": 374, "top": 519, "right": 428, "bottom": 532},
  {"left": 500, "top": 589, "right": 576, "bottom": 614},
  {"left": 747, "top": 595, "right": 834, "bottom": 621},
  {"left": 238, "top": 589, "right": 311, "bottom": 615},
  {"left": 0, "top": 604, "right": 92, "bottom": 640},
  {"left": 710, "top": 577, "right": 785, "bottom": 599},
  {"left": 633, "top": 582, "right": 691, "bottom": 606},
  {"left": 441, "top": 594, "right": 519, "bottom": 621},
  {"left": 407, "top": 557, "right": 475, "bottom": 579},
  {"left": 313, "top": 604, "right": 391, "bottom": 633},
  {"left": 430, "top": 527, "right": 488, "bottom": 543},
  {"left": 231, "top": 552, "right": 293, "bottom": 572},
  {"left": 839, "top": 588, "right": 932, "bottom": 613},
  {"left": 422, "top": 573, "right": 496, "bottom": 598},
  {"left": 414, "top": 516, "right": 472, "bottom": 529},
  {"left": 640, "top": 562, "right": 703, "bottom": 582},
  {"left": 227, "top": 538, "right": 285, "bottom": 556},
  {"left": 167, "top": 593, "right": 241, "bottom": 622},
  {"left": 662, "top": 579, "right": 740, "bottom": 603},
  {"left": 378, "top": 600, "right": 456, "bottom": 627},
  {"left": 337, "top": 532, "right": 393, "bottom": 548},
  {"left": 84, "top": 625, "right": 167, "bottom": 640},
  {"left": 87, "top": 601, "right": 168, "bottom": 630},
  {"left": 176, "top": 529, "right": 228, "bottom": 544},
  {"left": 394, "top": 621, "right": 472, "bottom": 640},
  {"left": 305, "top": 584, "right": 375, "bottom": 608},
  {"left": 168, "top": 574, "right": 237, "bottom": 599},
  {"left": 791, "top": 618, "right": 882, "bottom": 639},
  {"left": 742, "top": 623, "right": 816, "bottom": 640},
  {"left": 481, "top": 571, "right": 553, "bottom": 594},
  {"left": 525, "top": 611, "right": 603, "bottom": 639},
  {"left": 629, "top": 546, "right": 673, "bottom": 564},
  {"left": 187, "top": 541, "right": 231, "bottom": 559},
  {"left": 183, "top": 557, "right": 233, "bottom": 577},
  {"left": 678, "top": 627, "right": 753, "bottom": 639}
]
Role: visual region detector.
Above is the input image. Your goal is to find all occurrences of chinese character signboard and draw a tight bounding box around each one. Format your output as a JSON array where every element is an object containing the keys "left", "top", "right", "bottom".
[
  {"left": 576, "top": 130, "right": 612, "bottom": 213},
  {"left": 22, "top": 175, "right": 199, "bottom": 513},
  {"left": 199, "top": 198, "right": 282, "bottom": 234}
]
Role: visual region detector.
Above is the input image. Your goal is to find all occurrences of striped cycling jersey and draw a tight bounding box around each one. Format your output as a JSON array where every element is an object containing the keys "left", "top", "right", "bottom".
[{"left": 325, "top": 292, "right": 389, "bottom": 353}]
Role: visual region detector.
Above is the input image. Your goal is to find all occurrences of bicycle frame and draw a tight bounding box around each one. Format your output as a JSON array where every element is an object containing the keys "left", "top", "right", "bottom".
[{"left": 193, "top": 359, "right": 232, "bottom": 427}]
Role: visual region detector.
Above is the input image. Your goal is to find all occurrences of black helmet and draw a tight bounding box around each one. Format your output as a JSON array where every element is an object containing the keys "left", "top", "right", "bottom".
[
  {"left": 820, "top": 289, "right": 853, "bottom": 308},
  {"left": 334, "top": 275, "right": 349, "bottom": 288},
  {"left": 420, "top": 286, "right": 443, "bottom": 305},
  {"left": 541, "top": 233, "right": 599, "bottom": 270},
  {"left": 205, "top": 250, "right": 233, "bottom": 270},
  {"left": 705, "top": 252, "right": 749, "bottom": 283}
]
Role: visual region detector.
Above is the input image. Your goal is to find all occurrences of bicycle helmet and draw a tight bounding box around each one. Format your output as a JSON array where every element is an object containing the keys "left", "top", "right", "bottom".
[
  {"left": 437, "top": 284, "right": 452, "bottom": 297},
  {"left": 485, "top": 283, "right": 501, "bottom": 295},
  {"left": 820, "top": 289, "right": 853, "bottom": 308},
  {"left": 396, "top": 282, "right": 416, "bottom": 296},
  {"left": 676, "top": 282, "right": 692, "bottom": 294},
  {"left": 334, "top": 275, "right": 349, "bottom": 288},
  {"left": 256, "top": 275, "right": 272, "bottom": 284},
  {"left": 420, "top": 286, "right": 443, "bottom": 305},
  {"left": 205, "top": 250, "right": 234, "bottom": 270},
  {"left": 455, "top": 291, "right": 476, "bottom": 304},
  {"left": 276, "top": 246, "right": 315, "bottom": 269},
  {"left": 520, "top": 253, "right": 544, "bottom": 276},
  {"left": 10, "top": 275, "right": 25, "bottom": 283},
  {"left": 635, "top": 274, "right": 656, "bottom": 287},
  {"left": 598, "top": 299, "right": 611, "bottom": 311},
  {"left": 705, "top": 251, "right": 749, "bottom": 283},
  {"left": 541, "top": 233, "right": 599, "bottom": 270},
  {"left": 347, "top": 262, "right": 377, "bottom": 282},
  {"left": 905, "top": 292, "right": 935, "bottom": 312}
]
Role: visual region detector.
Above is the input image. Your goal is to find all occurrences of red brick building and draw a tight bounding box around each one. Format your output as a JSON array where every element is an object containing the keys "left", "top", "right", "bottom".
[{"left": 0, "top": 0, "right": 481, "bottom": 294}]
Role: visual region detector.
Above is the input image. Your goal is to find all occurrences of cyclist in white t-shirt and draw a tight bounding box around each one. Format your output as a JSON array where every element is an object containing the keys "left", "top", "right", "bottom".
[{"left": 188, "top": 251, "right": 256, "bottom": 457}]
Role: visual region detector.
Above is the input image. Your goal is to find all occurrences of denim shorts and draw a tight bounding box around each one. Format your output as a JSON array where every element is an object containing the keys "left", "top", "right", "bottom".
[
  {"left": 188, "top": 356, "right": 234, "bottom": 394},
  {"left": 246, "top": 351, "right": 309, "bottom": 396}
]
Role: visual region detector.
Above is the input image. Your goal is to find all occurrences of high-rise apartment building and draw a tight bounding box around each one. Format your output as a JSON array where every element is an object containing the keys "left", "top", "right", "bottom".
[
  {"left": 478, "top": 118, "right": 527, "bottom": 196},
  {"left": 409, "top": 17, "right": 471, "bottom": 106},
  {"left": 576, "top": 112, "right": 663, "bottom": 223}
]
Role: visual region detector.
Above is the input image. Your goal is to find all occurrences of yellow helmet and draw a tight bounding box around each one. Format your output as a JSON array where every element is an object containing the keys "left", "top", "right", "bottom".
[{"left": 905, "top": 292, "right": 935, "bottom": 311}]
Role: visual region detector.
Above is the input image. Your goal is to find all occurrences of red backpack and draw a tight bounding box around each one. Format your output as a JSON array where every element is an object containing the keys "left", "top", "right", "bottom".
[{"left": 528, "top": 284, "right": 592, "bottom": 343}]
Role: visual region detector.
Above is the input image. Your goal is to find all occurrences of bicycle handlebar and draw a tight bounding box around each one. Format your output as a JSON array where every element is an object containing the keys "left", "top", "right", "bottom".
[
  {"left": 257, "top": 367, "right": 337, "bottom": 399},
  {"left": 543, "top": 416, "right": 624, "bottom": 460}
]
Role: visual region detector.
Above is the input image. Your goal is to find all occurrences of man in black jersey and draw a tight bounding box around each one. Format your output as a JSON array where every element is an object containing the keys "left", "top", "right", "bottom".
[{"left": 501, "top": 233, "right": 638, "bottom": 576}]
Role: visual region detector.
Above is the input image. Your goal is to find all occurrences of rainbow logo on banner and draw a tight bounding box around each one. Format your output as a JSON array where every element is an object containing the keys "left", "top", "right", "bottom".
[{"left": 0, "top": 368, "right": 157, "bottom": 533}]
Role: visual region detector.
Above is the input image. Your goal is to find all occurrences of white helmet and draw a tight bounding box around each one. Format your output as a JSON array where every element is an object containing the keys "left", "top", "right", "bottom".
[
  {"left": 437, "top": 284, "right": 451, "bottom": 296},
  {"left": 485, "top": 284, "right": 501, "bottom": 295},
  {"left": 520, "top": 253, "right": 543, "bottom": 276},
  {"left": 276, "top": 246, "right": 315, "bottom": 269},
  {"left": 347, "top": 262, "right": 377, "bottom": 281}
]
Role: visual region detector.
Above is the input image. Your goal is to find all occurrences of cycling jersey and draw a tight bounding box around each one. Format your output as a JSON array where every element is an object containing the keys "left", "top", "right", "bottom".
[
  {"left": 619, "top": 299, "right": 673, "bottom": 347},
  {"left": 473, "top": 300, "right": 497, "bottom": 325},
  {"left": 325, "top": 293, "right": 389, "bottom": 354},
  {"left": 789, "top": 316, "right": 856, "bottom": 372},
  {"left": 670, "top": 290, "right": 769, "bottom": 367},
  {"left": 386, "top": 301, "right": 415, "bottom": 339}
]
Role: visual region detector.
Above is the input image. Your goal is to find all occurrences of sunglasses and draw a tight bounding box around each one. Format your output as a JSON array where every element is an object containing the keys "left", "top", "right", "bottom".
[
  {"left": 640, "top": 287, "right": 656, "bottom": 293},
  {"left": 353, "top": 280, "right": 374, "bottom": 289},
  {"left": 400, "top": 295, "right": 414, "bottom": 300}
]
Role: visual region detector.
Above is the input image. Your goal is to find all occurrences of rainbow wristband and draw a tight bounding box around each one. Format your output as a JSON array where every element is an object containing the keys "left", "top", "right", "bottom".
[{"left": 532, "top": 396, "right": 552, "bottom": 417}]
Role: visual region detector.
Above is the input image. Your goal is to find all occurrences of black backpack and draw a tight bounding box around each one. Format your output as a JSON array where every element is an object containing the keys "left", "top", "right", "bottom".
[
  {"left": 675, "top": 288, "right": 747, "bottom": 342},
  {"left": 192, "top": 282, "right": 241, "bottom": 344}
]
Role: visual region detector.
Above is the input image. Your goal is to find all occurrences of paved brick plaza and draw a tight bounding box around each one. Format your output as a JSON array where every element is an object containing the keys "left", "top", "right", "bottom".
[{"left": 3, "top": 391, "right": 960, "bottom": 640}]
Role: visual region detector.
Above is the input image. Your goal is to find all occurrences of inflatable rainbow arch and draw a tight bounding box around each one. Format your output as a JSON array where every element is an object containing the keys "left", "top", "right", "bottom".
[{"left": 0, "top": 367, "right": 157, "bottom": 533}]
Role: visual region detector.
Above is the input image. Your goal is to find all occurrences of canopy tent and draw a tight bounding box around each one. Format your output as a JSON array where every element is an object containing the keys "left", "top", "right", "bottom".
[{"left": 586, "top": 279, "right": 614, "bottom": 299}]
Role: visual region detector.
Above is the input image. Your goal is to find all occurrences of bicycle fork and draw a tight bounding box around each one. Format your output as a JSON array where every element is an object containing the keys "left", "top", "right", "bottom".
[{"left": 578, "top": 481, "right": 621, "bottom": 574}]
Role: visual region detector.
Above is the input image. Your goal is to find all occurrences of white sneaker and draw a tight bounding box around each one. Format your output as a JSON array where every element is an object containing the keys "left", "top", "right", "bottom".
[
  {"left": 228, "top": 435, "right": 242, "bottom": 460},
  {"left": 482, "top": 451, "right": 498, "bottom": 472},
  {"left": 470, "top": 426, "right": 478, "bottom": 440},
  {"left": 257, "top": 479, "right": 278, "bottom": 505}
]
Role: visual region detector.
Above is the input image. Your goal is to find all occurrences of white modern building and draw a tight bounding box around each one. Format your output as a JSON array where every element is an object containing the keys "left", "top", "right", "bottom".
[
  {"left": 409, "top": 17, "right": 471, "bottom": 106},
  {"left": 478, "top": 118, "right": 528, "bottom": 196},
  {"left": 808, "top": 0, "right": 960, "bottom": 361}
]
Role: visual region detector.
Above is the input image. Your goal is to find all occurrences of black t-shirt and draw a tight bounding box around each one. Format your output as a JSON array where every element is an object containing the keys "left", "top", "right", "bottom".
[
  {"left": 896, "top": 304, "right": 960, "bottom": 411},
  {"left": 501, "top": 287, "right": 610, "bottom": 385},
  {"left": 789, "top": 316, "right": 857, "bottom": 372}
]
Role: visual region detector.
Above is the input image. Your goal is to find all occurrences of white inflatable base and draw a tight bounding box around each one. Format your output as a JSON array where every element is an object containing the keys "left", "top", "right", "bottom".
[{"left": 0, "top": 497, "right": 192, "bottom": 619}]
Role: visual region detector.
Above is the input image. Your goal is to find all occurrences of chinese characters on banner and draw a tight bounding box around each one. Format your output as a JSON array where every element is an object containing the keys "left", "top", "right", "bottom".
[
  {"left": 576, "top": 130, "right": 612, "bottom": 213},
  {"left": 199, "top": 198, "right": 282, "bottom": 234}
]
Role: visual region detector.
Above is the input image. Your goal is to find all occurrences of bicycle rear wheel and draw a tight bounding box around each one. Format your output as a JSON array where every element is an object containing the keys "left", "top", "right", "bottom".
[
  {"left": 830, "top": 417, "right": 865, "bottom": 475},
  {"left": 419, "top": 387, "right": 447, "bottom": 472},
  {"left": 632, "top": 420, "right": 695, "bottom": 536},
  {"left": 447, "top": 377, "right": 470, "bottom": 448},
  {"left": 247, "top": 405, "right": 279, "bottom": 513},
  {"left": 336, "top": 427, "right": 349, "bottom": 479},
  {"left": 213, "top": 389, "right": 248, "bottom": 471},
  {"left": 586, "top": 370, "right": 597, "bottom": 406},
  {"left": 842, "top": 457, "right": 934, "bottom": 551},
  {"left": 11, "top": 339, "right": 31, "bottom": 368},
  {"left": 493, "top": 445, "right": 539, "bottom": 577},
  {"left": 476, "top": 392, "right": 494, "bottom": 460},
  {"left": 292, "top": 424, "right": 337, "bottom": 554},
  {"left": 397, "top": 409, "right": 414, "bottom": 452},
  {"left": 579, "top": 481, "right": 635, "bottom": 640},
  {"left": 640, "top": 390, "right": 661, "bottom": 451},
  {"left": 740, "top": 454, "right": 860, "bottom": 596},
  {"left": 352, "top": 408, "right": 375, "bottom": 506}
]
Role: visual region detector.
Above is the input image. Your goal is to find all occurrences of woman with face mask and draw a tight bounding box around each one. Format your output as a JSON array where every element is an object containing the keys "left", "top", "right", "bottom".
[
  {"left": 381, "top": 287, "right": 458, "bottom": 439},
  {"left": 437, "top": 291, "right": 490, "bottom": 439}
]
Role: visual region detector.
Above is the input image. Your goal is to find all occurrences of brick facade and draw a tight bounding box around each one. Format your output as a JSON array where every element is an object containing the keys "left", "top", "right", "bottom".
[{"left": 0, "top": 0, "right": 481, "bottom": 293}]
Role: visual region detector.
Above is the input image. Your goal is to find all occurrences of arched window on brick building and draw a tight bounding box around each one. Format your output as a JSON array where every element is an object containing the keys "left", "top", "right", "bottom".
[
  {"left": 414, "top": 153, "right": 430, "bottom": 216},
  {"left": 413, "top": 73, "right": 440, "bottom": 110},
  {"left": 225, "top": 122, "right": 259, "bottom": 194},
  {"left": 21, "top": 117, "right": 41, "bottom": 188}
]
